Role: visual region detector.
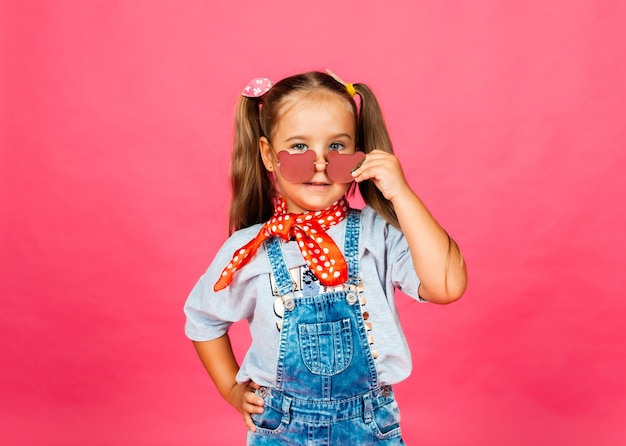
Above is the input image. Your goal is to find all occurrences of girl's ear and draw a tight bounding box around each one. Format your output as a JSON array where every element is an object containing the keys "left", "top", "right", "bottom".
[{"left": 259, "top": 137, "right": 275, "bottom": 172}]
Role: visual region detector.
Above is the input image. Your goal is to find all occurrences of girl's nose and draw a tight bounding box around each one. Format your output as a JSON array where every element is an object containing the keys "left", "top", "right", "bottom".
[{"left": 313, "top": 152, "right": 328, "bottom": 172}]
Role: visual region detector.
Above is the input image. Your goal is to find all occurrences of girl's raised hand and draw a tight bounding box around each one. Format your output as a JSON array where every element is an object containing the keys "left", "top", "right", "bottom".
[
  {"left": 351, "top": 150, "right": 412, "bottom": 202},
  {"left": 352, "top": 149, "right": 467, "bottom": 304}
]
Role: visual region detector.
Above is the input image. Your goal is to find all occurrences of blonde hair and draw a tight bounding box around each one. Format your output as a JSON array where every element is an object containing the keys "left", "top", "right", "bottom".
[{"left": 228, "top": 71, "right": 399, "bottom": 234}]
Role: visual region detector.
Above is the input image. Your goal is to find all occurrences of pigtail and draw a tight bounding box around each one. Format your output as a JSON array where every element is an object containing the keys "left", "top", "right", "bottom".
[
  {"left": 228, "top": 96, "right": 275, "bottom": 234},
  {"left": 353, "top": 83, "right": 401, "bottom": 229}
]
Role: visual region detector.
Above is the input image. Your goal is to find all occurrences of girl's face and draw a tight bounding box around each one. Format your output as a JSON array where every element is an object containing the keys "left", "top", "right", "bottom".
[{"left": 260, "top": 92, "right": 357, "bottom": 214}]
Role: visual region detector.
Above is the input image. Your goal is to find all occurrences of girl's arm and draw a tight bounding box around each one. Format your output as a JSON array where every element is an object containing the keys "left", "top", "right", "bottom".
[
  {"left": 192, "top": 334, "right": 265, "bottom": 431},
  {"left": 352, "top": 150, "right": 467, "bottom": 304}
]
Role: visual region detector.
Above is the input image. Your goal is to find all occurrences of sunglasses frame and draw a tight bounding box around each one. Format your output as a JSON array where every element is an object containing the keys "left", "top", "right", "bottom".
[{"left": 276, "top": 150, "right": 366, "bottom": 183}]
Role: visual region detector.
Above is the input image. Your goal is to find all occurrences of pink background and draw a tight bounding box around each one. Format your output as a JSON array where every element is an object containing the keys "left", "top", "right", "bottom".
[{"left": 2, "top": 1, "right": 625, "bottom": 445}]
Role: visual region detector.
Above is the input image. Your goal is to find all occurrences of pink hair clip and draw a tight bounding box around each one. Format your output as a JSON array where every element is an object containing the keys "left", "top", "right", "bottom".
[{"left": 242, "top": 78, "right": 273, "bottom": 98}]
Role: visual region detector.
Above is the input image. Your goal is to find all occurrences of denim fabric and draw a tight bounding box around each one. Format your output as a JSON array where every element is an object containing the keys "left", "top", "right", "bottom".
[
  {"left": 248, "top": 211, "right": 405, "bottom": 445},
  {"left": 185, "top": 206, "right": 422, "bottom": 387}
]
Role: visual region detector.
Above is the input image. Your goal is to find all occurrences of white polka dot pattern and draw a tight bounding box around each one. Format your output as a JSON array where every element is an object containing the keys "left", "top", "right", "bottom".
[{"left": 214, "top": 197, "right": 350, "bottom": 291}]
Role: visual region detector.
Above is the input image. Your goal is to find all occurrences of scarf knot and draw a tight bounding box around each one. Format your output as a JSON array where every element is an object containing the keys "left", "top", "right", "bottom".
[{"left": 214, "top": 198, "right": 350, "bottom": 292}]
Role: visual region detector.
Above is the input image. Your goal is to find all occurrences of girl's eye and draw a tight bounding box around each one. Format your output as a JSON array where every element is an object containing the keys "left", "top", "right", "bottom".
[
  {"left": 291, "top": 143, "right": 308, "bottom": 151},
  {"left": 329, "top": 142, "right": 345, "bottom": 151}
]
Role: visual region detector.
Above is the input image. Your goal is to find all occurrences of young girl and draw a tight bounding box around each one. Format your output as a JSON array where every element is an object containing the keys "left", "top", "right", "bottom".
[{"left": 184, "top": 70, "right": 467, "bottom": 445}]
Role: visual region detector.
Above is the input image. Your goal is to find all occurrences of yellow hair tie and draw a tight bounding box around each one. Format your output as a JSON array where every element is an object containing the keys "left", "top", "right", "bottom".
[
  {"left": 345, "top": 83, "right": 356, "bottom": 97},
  {"left": 326, "top": 69, "right": 356, "bottom": 97}
]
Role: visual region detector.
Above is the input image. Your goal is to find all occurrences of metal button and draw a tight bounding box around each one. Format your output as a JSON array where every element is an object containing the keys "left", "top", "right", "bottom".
[
  {"left": 283, "top": 297, "right": 295, "bottom": 311},
  {"left": 257, "top": 387, "right": 269, "bottom": 398},
  {"left": 346, "top": 290, "right": 358, "bottom": 305},
  {"left": 381, "top": 386, "right": 391, "bottom": 397}
]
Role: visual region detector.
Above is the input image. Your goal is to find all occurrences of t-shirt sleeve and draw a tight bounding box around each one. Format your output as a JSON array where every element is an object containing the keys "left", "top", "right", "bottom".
[
  {"left": 183, "top": 229, "right": 261, "bottom": 341},
  {"left": 387, "top": 223, "right": 422, "bottom": 300},
  {"left": 361, "top": 206, "right": 422, "bottom": 301}
]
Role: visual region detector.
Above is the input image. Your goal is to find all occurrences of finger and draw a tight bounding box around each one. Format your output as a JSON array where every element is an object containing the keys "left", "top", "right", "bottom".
[
  {"left": 247, "top": 387, "right": 262, "bottom": 404},
  {"left": 245, "top": 397, "right": 265, "bottom": 410},
  {"left": 351, "top": 155, "right": 373, "bottom": 180},
  {"left": 354, "top": 154, "right": 401, "bottom": 179},
  {"left": 243, "top": 412, "right": 257, "bottom": 432},
  {"left": 243, "top": 392, "right": 265, "bottom": 413},
  {"left": 352, "top": 162, "right": 380, "bottom": 182}
]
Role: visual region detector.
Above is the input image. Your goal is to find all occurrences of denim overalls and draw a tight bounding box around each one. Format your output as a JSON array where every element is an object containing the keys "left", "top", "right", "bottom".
[{"left": 248, "top": 210, "right": 405, "bottom": 445}]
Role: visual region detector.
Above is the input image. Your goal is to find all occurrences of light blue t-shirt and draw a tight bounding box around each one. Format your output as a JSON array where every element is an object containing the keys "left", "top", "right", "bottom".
[{"left": 184, "top": 206, "right": 423, "bottom": 386}]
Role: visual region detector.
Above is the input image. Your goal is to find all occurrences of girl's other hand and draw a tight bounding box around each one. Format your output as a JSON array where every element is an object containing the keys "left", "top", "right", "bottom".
[{"left": 230, "top": 381, "right": 265, "bottom": 432}]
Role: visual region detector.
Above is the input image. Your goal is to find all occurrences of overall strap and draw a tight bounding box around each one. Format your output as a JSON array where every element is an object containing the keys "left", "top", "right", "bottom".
[
  {"left": 344, "top": 209, "right": 361, "bottom": 285},
  {"left": 264, "top": 237, "right": 295, "bottom": 296}
]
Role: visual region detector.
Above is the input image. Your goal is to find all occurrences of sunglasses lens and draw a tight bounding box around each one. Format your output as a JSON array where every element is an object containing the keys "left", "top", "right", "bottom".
[
  {"left": 327, "top": 151, "right": 365, "bottom": 183},
  {"left": 276, "top": 150, "right": 365, "bottom": 183},
  {"left": 277, "top": 150, "right": 317, "bottom": 182}
]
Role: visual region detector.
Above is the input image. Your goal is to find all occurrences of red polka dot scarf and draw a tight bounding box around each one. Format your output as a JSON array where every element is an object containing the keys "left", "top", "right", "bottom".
[{"left": 214, "top": 197, "right": 350, "bottom": 292}]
